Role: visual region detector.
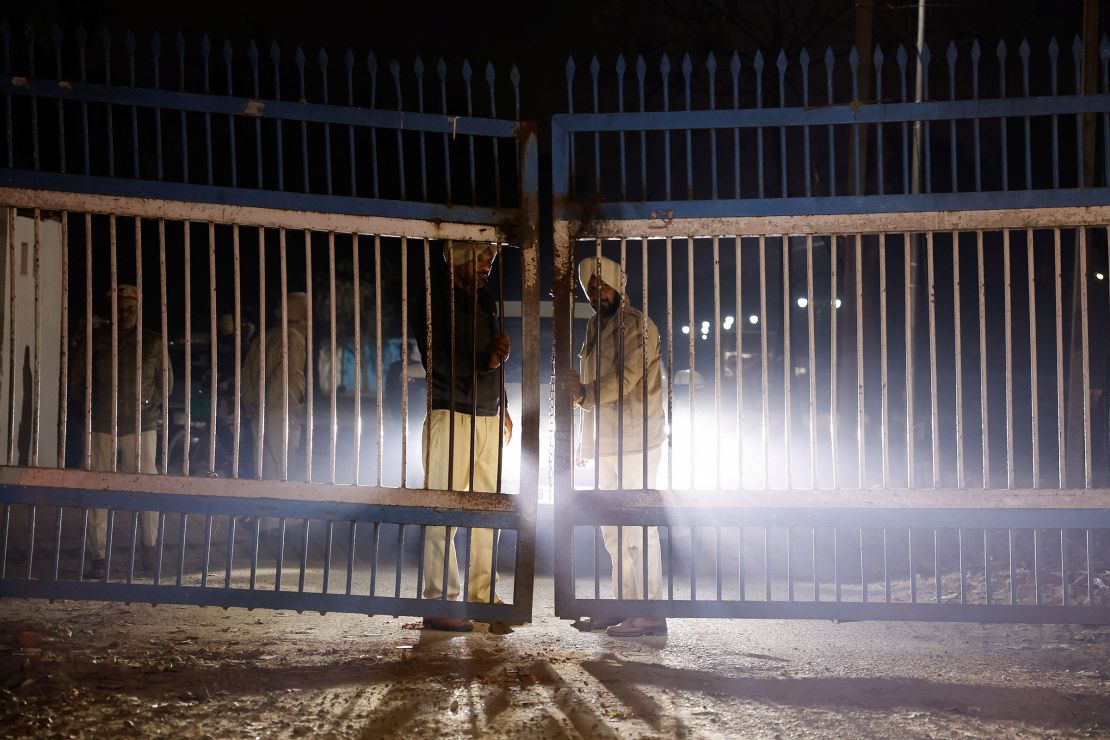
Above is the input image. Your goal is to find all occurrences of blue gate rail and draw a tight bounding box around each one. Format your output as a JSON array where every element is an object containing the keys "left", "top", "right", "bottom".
[
  {"left": 559, "top": 494, "right": 1110, "bottom": 625},
  {"left": 561, "top": 36, "right": 1110, "bottom": 206},
  {"left": 551, "top": 93, "right": 1110, "bottom": 220},
  {"left": 0, "top": 482, "right": 530, "bottom": 623},
  {"left": 0, "top": 69, "right": 525, "bottom": 208}
]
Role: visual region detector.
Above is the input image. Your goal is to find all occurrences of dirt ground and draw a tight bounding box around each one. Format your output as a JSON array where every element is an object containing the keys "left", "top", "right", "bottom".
[{"left": 2, "top": 577, "right": 1109, "bottom": 739}]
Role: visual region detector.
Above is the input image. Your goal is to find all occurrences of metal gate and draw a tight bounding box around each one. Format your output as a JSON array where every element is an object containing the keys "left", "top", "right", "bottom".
[
  {"left": 0, "top": 25, "right": 540, "bottom": 623},
  {"left": 551, "top": 43, "right": 1110, "bottom": 623}
]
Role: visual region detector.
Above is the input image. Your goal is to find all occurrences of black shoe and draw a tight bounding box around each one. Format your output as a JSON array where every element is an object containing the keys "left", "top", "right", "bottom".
[
  {"left": 258, "top": 528, "right": 284, "bottom": 560},
  {"left": 422, "top": 617, "right": 474, "bottom": 632},
  {"left": 141, "top": 545, "right": 158, "bottom": 573},
  {"left": 84, "top": 558, "right": 106, "bottom": 579},
  {"left": 589, "top": 616, "right": 625, "bottom": 630}
]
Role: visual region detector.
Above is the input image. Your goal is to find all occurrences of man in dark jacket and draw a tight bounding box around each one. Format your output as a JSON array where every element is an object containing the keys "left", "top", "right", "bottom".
[{"left": 414, "top": 241, "right": 512, "bottom": 631}]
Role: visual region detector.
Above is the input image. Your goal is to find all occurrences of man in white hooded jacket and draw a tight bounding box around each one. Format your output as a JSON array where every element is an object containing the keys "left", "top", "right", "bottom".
[
  {"left": 242, "top": 292, "right": 309, "bottom": 482},
  {"left": 566, "top": 256, "right": 668, "bottom": 637}
]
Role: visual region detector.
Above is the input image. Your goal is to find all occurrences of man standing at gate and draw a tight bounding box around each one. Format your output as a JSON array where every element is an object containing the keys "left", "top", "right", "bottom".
[
  {"left": 74, "top": 284, "right": 172, "bottom": 579},
  {"left": 242, "top": 292, "right": 309, "bottom": 483},
  {"left": 415, "top": 240, "right": 512, "bottom": 632},
  {"left": 565, "top": 256, "right": 667, "bottom": 637}
]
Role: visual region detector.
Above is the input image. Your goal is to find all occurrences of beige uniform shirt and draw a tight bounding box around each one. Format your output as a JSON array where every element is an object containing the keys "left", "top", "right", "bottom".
[{"left": 576, "top": 300, "right": 666, "bottom": 460}]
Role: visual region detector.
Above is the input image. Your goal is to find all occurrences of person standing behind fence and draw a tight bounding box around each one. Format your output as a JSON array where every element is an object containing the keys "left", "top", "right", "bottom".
[
  {"left": 72, "top": 284, "right": 172, "bottom": 579},
  {"left": 242, "top": 293, "right": 309, "bottom": 483},
  {"left": 414, "top": 241, "right": 513, "bottom": 632},
  {"left": 565, "top": 256, "right": 667, "bottom": 637}
]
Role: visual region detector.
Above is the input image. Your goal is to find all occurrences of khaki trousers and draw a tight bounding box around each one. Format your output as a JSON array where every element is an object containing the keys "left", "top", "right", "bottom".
[
  {"left": 88, "top": 431, "right": 159, "bottom": 559},
  {"left": 596, "top": 446, "right": 663, "bottom": 601},
  {"left": 421, "top": 409, "right": 500, "bottom": 602},
  {"left": 254, "top": 414, "right": 304, "bottom": 481}
]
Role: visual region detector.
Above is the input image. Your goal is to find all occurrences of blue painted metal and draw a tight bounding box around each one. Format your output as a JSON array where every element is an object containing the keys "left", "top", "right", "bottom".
[
  {"left": 437, "top": 57, "right": 451, "bottom": 204},
  {"left": 0, "top": 170, "right": 519, "bottom": 226},
  {"left": 552, "top": 43, "right": 1110, "bottom": 627},
  {"left": 616, "top": 54, "right": 627, "bottom": 200},
  {"left": 1104, "top": 36, "right": 1110, "bottom": 184},
  {"left": 0, "top": 26, "right": 539, "bottom": 623},
  {"left": 463, "top": 58, "right": 476, "bottom": 205},
  {"left": 590, "top": 55, "right": 600, "bottom": 194},
  {"left": 2, "top": 20, "right": 12, "bottom": 167},
  {"left": 971, "top": 40, "right": 981, "bottom": 191},
  {"left": 824, "top": 47, "right": 836, "bottom": 197},
  {"left": 0, "top": 483, "right": 529, "bottom": 621},
  {"left": 661, "top": 53, "right": 672, "bottom": 200},
  {"left": 568, "top": 498, "right": 1110, "bottom": 530},
  {"left": 849, "top": 47, "right": 860, "bottom": 195},
  {"left": 389, "top": 58, "right": 406, "bottom": 200},
  {"left": 552, "top": 187, "right": 1110, "bottom": 222},
  {"left": 562, "top": 81, "right": 1095, "bottom": 127},
  {"left": 177, "top": 33, "right": 189, "bottom": 183},
  {"left": 754, "top": 50, "right": 764, "bottom": 198},
  {"left": 706, "top": 52, "right": 717, "bottom": 199}
]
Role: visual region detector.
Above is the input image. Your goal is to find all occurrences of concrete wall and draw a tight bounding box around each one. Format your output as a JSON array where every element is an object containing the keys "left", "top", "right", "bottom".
[{"left": 0, "top": 210, "right": 64, "bottom": 468}]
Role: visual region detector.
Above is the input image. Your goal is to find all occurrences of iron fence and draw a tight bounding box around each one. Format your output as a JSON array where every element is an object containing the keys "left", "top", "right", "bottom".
[
  {"left": 551, "top": 36, "right": 1110, "bottom": 623},
  {"left": 0, "top": 21, "right": 541, "bottom": 622}
]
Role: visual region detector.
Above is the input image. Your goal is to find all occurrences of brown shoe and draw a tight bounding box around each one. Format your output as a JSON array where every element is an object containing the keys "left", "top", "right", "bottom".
[
  {"left": 422, "top": 617, "right": 474, "bottom": 632},
  {"left": 605, "top": 617, "right": 668, "bottom": 637},
  {"left": 589, "top": 615, "right": 625, "bottom": 630},
  {"left": 141, "top": 544, "right": 159, "bottom": 573}
]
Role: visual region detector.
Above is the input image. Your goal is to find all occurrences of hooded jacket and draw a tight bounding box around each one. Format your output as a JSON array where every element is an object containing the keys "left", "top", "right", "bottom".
[
  {"left": 242, "top": 293, "right": 309, "bottom": 422},
  {"left": 576, "top": 259, "right": 666, "bottom": 459}
]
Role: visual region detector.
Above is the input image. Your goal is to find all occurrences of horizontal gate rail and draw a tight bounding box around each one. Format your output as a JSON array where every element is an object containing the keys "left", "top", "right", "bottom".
[
  {"left": 0, "top": 75, "right": 523, "bottom": 138},
  {"left": 555, "top": 94, "right": 1110, "bottom": 131},
  {"left": 0, "top": 185, "right": 515, "bottom": 240},
  {"left": 0, "top": 467, "right": 523, "bottom": 515},
  {"left": 555, "top": 192, "right": 1110, "bottom": 224},
  {"left": 0, "top": 488, "right": 521, "bottom": 621},
  {"left": 0, "top": 476, "right": 524, "bottom": 622},
  {"left": 552, "top": 204, "right": 1110, "bottom": 239},
  {"left": 0, "top": 172, "right": 526, "bottom": 228}
]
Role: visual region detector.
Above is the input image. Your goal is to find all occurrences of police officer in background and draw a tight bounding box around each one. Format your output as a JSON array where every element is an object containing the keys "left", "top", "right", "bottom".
[{"left": 72, "top": 284, "right": 172, "bottom": 578}]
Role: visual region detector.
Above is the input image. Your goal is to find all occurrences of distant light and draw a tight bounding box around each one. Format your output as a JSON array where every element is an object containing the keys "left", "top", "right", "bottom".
[
  {"left": 1097, "top": 272, "right": 1106, "bottom": 281},
  {"left": 700, "top": 320, "right": 711, "bottom": 331},
  {"left": 748, "top": 314, "right": 759, "bottom": 325},
  {"left": 796, "top": 297, "right": 809, "bottom": 309},
  {"left": 701, "top": 333, "right": 708, "bottom": 340},
  {"left": 834, "top": 298, "right": 843, "bottom": 309},
  {"left": 725, "top": 315, "right": 735, "bottom": 324},
  {"left": 681, "top": 325, "right": 690, "bottom": 334},
  {"left": 723, "top": 317, "right": 734, "bottom": 330}
]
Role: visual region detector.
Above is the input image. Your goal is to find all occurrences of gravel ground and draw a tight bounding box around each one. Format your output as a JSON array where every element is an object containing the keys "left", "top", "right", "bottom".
[{"left": 2, "top": 576, "right": 1109, "bottom": 739}]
